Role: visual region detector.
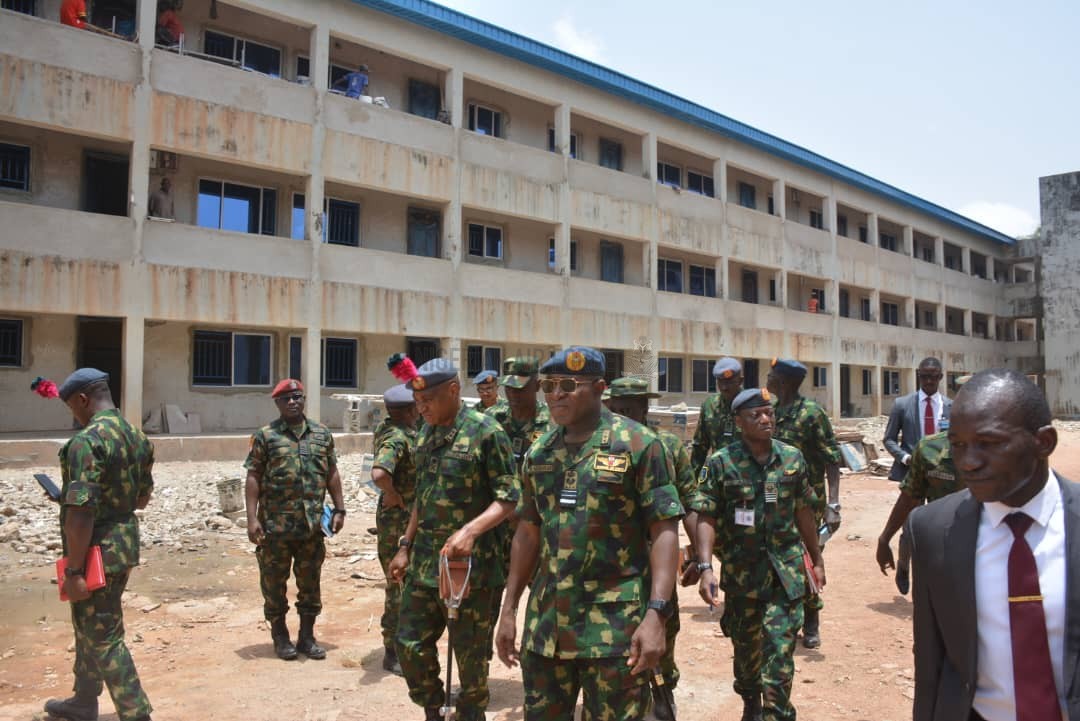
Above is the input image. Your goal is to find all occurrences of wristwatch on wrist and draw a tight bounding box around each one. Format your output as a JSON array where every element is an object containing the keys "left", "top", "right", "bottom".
[
  {"left": 827, "top": 503, "right": 841, "bottom": 512},
  {"left": 64, "top": 566, "right": 85, "bottom": 578},
  {"left": 332, "top": 508, "right": 346, "bottom": 517},
  {"left": 397, "top": 535, "right": 412, "bottom": 549},
  {"left": 646, "top": 599, "right": 674, "bottom": 619},
  {"left": 695, "top": 562, "right": 714, "bottom": 573}
]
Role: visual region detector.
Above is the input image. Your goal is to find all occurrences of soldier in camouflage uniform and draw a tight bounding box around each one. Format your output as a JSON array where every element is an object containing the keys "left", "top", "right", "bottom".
[
  {"left": 495, "top": 347, "right": 684, "bottom": 721},
  {"left": 691, "top": 357, "right": 745, "bottom": 474},
  {"left": 388, "top": 358, "right": 519, "bottom": 721},
  {"left": 472, "top": 369, "right": 508, "bottom": 415},
  {"left": 765, "top": 359, "right": 841, "bottom": 649},
  {"left": 692, "top": 387, "right": 825, "bottom": 721},
  {"left": 371, "top": 383, "right": 420, "bottom": 674},
  {"left": 245, "top": 379, "right": 346, "bottom": 661},
  {"left": 876, "top": 430, "right": 962, "bottom": 581},
  {"left": 44, "top": 368, "right": 154, "bottom": 721},
  {"left": 605, "top": 376, "right": 697, "bottom": 705}
]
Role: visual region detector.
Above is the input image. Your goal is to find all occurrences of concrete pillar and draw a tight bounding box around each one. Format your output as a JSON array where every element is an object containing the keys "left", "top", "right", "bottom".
[
  {"left": 645, "top": 240, "right": 656, "bottom": 290},
  {"left": 642, "top": 133, "right": 657, "bottom": 182},
  {"left": 934, "top": 236, "right": 944, "bottom": 266},
  {"left": 442, "top": 337, "right": 463, "bottom": 367},
  {"left": 867, "top": 213, "right": 879, "bottom": 247},
  {"left": 445, "top": 67, "right": 464, "bottom": 129},
  {"left": 870, "top": 289, "right": 881, "bottom": 323},
  {"left": 961, "top": 246, "right": 971, "bottom": 275},
  {"left": 936, "top": 303, "right": 946, "bottom": 333},
  {"left": 773, "top": 179, "right": 786, "bottom": 219},
  {"left": 303, "top": 22, "right": 330, "bottom": 421},
  {"left": 554, "top": 103, "right": 571, "bottom": 157},
  {"left": 963, "top": 309, "right": 972, "bottom": 336},
  {"left": 714, "top": 159, "right": 727, "bottom": 204},
  {"left": 904, "top": 297, "right": 915, "bottom": 328},
  {"left": 987, "top": 314, "right": 997, "bottom": 340},
  {"left": 717, "top": 257, "right": 727, "bottom": 300},
  {"left": 902, "top": 225, "right": 913, "bottom": 257},
  {"left": 872, "top": 364, "right": 884, "bottom": 416},
  {"left": 777, "top": 269, "right": 787, "bottom": 308},
  {"left": 121, "top": 316, "right": 144, "bottom": 427}
]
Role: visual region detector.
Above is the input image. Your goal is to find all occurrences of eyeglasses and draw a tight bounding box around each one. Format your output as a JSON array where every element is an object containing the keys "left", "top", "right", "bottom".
[
  {"left": 275, "top": 393, "right": 305, "bottom": 403},
  {"left": 540, "top": 377, "right": 595, "bottom": 394}
]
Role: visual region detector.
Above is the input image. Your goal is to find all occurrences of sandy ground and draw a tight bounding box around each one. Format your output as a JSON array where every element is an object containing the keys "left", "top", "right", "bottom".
[{"left": 1, "top": 431, "right": 1078, "bottom": 721}]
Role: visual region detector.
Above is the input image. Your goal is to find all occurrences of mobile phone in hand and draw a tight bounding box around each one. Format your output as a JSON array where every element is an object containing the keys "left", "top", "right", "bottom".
[{"left": 34, "top": 473, "right": 61, "bottom": 501}]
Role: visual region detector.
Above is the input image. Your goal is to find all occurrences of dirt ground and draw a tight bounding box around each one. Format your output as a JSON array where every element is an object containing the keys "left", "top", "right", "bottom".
[{"left": 2, "top": 431, "right": 1078, "bottom": 721}]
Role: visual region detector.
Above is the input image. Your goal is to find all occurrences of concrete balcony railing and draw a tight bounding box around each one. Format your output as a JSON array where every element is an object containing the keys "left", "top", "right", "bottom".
[
  {"left": 0, "top": 200, "right": 134, "bottom": 261},
  {"left": 570, "top": 187, "right": 655, "bottom": 241},
  {"left": 0, "top": 12, "right": 137, "bottom": 139},
  {"left": 569, "top": 160, "right": 654, "bottom": 207},
  {"left": 460, "top": 134, "right": 561, "bottom": 222},
  {"left": 726, "top": 203, "right": 783, "bottom": 268},
  {"left": 324, "top": 129, "right": 455, "bottom": 203},
  {"left": 657, "top": 206, "right": 724, "bottom": 257},
  {"left": 783, "top": 220, "right": 831, "bottom": 278},
  {"left": 655, "top": 291, "right": 725, "bottom": 324}
]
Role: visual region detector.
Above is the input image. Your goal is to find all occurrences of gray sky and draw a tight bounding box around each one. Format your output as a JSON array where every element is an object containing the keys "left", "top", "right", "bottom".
[{"left": 436, "top": 0, "right": 1079, "bottom": 237}]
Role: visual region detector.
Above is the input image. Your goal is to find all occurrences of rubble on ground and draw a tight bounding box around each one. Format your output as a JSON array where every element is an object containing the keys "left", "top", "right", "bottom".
[{"left": 0, "top": 454, "right": 378, "bottom": 563}]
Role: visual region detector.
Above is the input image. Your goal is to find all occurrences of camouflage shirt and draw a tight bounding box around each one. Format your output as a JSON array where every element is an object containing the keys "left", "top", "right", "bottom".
[
  {"left": 372, "top": 417, "right": 419, "bottom": 509},
  {"left": 691, "top": 393, "right": 740, "bottom": 473},
  {"left": 410, "top": 403, "right": 520, "bottom": 589},
  {"left": 59, "top": 409, "right": 154, "bottom": 575},
  {"left": 244, "top": 417, "right": 337, "bottom": 539},
  {"left": 473, "top": 398, "right": 508, "bottom": 416},
  {"left": 520, "top": 409, "right": 684, "bottom": 659},
  {"left": 900, "top": 432, "right": 961, "bottom": 503},
  {"left": 690, "top": 439, "right": 815, "bottom": 601},
  {"left": 485, "top": 401, "right": 556, "bottom": 465},
  {"left": 657, "top": 429, "right": 697, "bottom": 505},
  {"left": 772, "top": 396, "right": 841, "bottom": 510}
]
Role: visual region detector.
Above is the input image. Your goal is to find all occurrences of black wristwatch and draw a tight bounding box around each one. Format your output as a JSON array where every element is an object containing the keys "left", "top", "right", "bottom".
[
  {"left": 397, "top": 535, "right": 412, "bottom": 549},
  {"left": 695, "top": 562, "right": 714, "bottom": 573},
  {"left": 332, "top": 508, "right": 347, "bottom": 517},
  {"left": 64, "top": 567, "right": 85, "bottom": 578},
  {"left": 646, "top": 599, "right": 674, "bottom": 619}
]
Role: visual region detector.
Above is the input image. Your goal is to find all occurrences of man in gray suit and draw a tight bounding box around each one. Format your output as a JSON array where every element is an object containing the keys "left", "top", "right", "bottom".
[
  {"left": 882, "top": 358, "right": 951, "bottom": 593},
  {"left": 908, "top": 369, "right": 1079, "bottom": 721},
  {"left": 883, "top": 357, "right": 951, "bottom": 483}
]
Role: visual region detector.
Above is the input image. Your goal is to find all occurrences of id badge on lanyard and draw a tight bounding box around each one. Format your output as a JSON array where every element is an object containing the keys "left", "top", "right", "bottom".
[{"left": 735, "top": 506, "right": 755, "bottom": 526}]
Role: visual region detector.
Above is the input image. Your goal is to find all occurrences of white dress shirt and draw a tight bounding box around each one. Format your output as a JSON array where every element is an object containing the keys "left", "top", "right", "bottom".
[
  {"left": 917, "top": 390, "right": 944, "bottom": 436},
  {"left": 973, "top": 470, "right": 1067, "bottom": 721}
]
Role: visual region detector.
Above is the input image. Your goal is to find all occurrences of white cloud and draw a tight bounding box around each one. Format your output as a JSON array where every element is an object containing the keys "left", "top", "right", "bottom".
[
  {"left": 958, "top": 201, "right": 1039, "bottom": 238},
  {"left": 552, "top": 15, "right": 605, "bottom": 63}
]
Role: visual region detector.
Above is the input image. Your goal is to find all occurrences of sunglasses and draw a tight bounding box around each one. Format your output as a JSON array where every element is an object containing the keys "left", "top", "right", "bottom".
[
  {"left": 540, "top": 377, "right": 596, "bottom": 394},
  {"left": 275, "top": 393, "right": 305, "bottom": 403}
]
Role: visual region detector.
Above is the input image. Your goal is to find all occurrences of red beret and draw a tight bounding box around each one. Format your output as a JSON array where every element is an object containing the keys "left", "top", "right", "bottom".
[{"left": 271, "top": 379, "right": 304, "bottom": 398}]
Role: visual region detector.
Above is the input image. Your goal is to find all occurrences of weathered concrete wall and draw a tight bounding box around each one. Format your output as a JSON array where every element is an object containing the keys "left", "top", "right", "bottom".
[
  {"left": 0, "top": 313, "right": 78, "bottom": 432},
  {"left": 1038, "top": 172, "right": 1080, "bottom": 417}
]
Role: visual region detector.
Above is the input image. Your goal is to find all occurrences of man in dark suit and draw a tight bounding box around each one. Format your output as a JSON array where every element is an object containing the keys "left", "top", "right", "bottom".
[
  {"left": 884, "top": 357, "right": 951, "bottom": 483},
  {"left": 908, "top": 368, "right": 1078, "bottom": 721}
]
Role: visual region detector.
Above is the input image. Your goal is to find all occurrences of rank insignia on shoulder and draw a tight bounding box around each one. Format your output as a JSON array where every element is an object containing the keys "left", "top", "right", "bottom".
[
  {"left": 783, "top": 467, "right": 799, "bottom": 475},
  {"left": 594, "top": 452, "right": 630, "bottom": 473},
  {"left": 699, "top": 466, "right": 709, "bottom": 482},
  {"left": 600, "top": 430, "right": 611, "bottom": 447}
]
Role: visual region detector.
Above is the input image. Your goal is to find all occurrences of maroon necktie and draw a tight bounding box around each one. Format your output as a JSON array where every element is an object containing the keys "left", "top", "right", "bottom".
[
  {"left": 924, "top": 397, "right": 934, "bottom": 436},
  {"left": 1004, "top": 512, "right": 1060, "bottom": 721}
]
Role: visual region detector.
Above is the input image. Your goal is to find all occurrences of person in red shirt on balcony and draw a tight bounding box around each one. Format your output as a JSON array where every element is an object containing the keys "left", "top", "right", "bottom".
[
  {"left": 155, "top": 1, "right": 185, "bottom": 46},
  {"left": 60, "top": 0, "right": 88, "bottom": 29}
]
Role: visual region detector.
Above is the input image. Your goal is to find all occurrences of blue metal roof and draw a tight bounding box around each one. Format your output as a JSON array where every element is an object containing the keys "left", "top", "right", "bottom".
[{"left": 351, "top": 0, "right": 1015, "bottom": 246}]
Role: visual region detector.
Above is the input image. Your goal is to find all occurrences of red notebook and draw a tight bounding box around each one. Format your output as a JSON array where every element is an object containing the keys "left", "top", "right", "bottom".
[{"left": 56, "top": 546, "right": 106, "bottom": 601}]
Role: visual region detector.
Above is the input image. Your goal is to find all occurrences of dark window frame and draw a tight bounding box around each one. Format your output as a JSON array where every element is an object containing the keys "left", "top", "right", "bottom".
[
  {"left": 407, "top": 207, "right": 441, "bottom": 258},
  {"left": 322, "top": 337, "right": 358, "bottom": 388},
  {"left": 599, "top": 241, "right": 624, "bottom": 284},
  {"left": 598, "top": 138, "right": 623, "bottom": 171},
  {"left": 692, "top": 359, "right": 716, "bottom": 393},
  {"left": 737, "top": 181, "right": 756, "bottom": 210},
  {"left": 197, "top": 178, "right": 276, "bottom": 236},
  {"left": 547, "top": 128, "right": 578, "bottom": 158},
  {"left": 192, "top": 330, "right": 272, "bottom": 387},
  {"left": 204, "top": 29, "right": 282, "bottom": 76},
  {"left": 0, "top": 318, "right": 24, "bottom": 367},
  {"left": 467, "top": 103, "right": 503, "bottom": 138},
  {"left": 687, "top": 170, "right": 715, "bottom": 197},
  {"left": 689, "top": 264, "right": 716, "bottom": 297},
  {"left": 657, "top": 162, "right": 681, "bottom": 188},
  {"left": 0, "top": 142, "right": 31, "bottom": 191},
  {"left": 548, "top": 237, "right": 578, "bottom": 271},
  {"left": 658, "top": 357, "right": 683, "bottom": 393},
  {"left": 1, "top": 1, "right": 37, "bottom": 15},
  {"left": 467, "top": 222, "right": 503, "bottom": 259},
  {"left": 657, "top": 258, "right": 683, "bottom": 293}
]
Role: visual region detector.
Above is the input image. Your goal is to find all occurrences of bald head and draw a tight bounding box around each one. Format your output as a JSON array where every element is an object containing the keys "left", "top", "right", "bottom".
[{"left": 955, "top": 368, "right": 1050, "bottom": 432}]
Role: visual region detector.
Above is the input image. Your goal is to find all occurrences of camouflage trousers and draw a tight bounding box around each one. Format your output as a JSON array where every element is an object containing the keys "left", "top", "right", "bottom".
[
  {"left": 376, "top": 504, "right": 409, "bottom": 651},
  {"left": 803, "top": 504, "right": 826, "bottom": 613},
  {"left": 658, "top": 586, "right": 681, "bottom": 688},
  {"left": 256, "top": 533, "right": 325, "bottom": 620},
  {"left": 396, "top": 576, "right": 497, "bottom": 721},
  {"left": 723, "top": 592, "right": 803, "bottom": 721},
  {"left": 521, "top": 651, "right": 650, "bottom": 721},
  {"left": 70, "top": 570, "right": 152, "bottom": 721}
]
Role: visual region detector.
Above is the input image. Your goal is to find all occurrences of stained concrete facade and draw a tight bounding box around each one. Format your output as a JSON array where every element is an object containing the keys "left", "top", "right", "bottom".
[{"left": 0, "top": 1, "right": 1044, "bottom": 432}]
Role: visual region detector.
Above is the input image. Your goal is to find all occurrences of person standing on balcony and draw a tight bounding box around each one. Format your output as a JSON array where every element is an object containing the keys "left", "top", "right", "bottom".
[
  {"left": 60, "top": 0, "right": 88, "bottom": 28},
  {"left": 155, "top": 1, "right": 184, "bottom": 46},
  {"left": 147, "top": 177, "right": 174, "bottom": 219},
  {"left": 333, "top": 64, "right": 370, "bottom": 99}
]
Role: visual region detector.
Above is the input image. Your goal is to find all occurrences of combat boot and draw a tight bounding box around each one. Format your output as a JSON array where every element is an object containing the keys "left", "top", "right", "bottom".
[
  {"left": 739, "top": 692, "right": 763, "bottom": 721},
  {"left": 270, "top": 616, "right": 298, "bottom": 660},
  {"left": 296, "top": 614, "right": 326, "bottom": 659},
  {"left": 382, "top": 646, "right": 402, "bottom": 675},
  {"left": 43, "top": 690, "right": 98, "bottom": 721},
  {"left": 802, "top": 608, "right": 821, "bottom": 649},
  {"left": 423, "top": 707, "right": 441, "bottom": 721}
]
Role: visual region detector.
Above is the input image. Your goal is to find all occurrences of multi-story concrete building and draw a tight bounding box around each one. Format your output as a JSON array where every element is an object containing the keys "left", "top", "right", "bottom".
[{"left": 0, "top": 0, "right": 1043, "bottom": 433}]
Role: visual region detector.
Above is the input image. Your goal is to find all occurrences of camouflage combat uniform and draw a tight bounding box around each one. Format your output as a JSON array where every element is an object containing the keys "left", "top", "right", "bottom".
[
  {"left": 518, "top": 409, "right": 683, "bottom": 721},
  {"left": 59, "top": 409, "right": 154, "bottom": 721},
  {"left": 244, "top": 417, "right": 337, "bottom": 621},
  {"left": 690, "top": 439, "right": 815, "bottom": 721},
  {"left": 691, "top": 393, "right": 740, "bottom": 473},
  {"left": 655, "top": 429, "right": 696, "bottom": 690},
  {"left": 900, "top": 432, "right": 961, "bottom": 503},
  {"left": 372, "top": 416, "right": 419, "bottom": 656},
  {"left": 397, "top": 404, "right": 519, "bottom": 721},
  {"left": 772, "top": 395, "right": 840, "bottom": 615},
  {"left": 473, "top": 397, "right": 508, "bottom": 416}
]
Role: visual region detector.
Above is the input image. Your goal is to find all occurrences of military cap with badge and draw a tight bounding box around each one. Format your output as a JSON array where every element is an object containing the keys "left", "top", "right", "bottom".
[
  {"left": 731, "top": 387, "right": 772, "bottom": 413},
  {"left": 500, "top": 357, "right": 540, "bottom": 389},
  {"left": 770, "top": 358, "right": 808, "bottom": 381},
  {"left": 712, "top": 357, "right": 742, "bottom": 380}
]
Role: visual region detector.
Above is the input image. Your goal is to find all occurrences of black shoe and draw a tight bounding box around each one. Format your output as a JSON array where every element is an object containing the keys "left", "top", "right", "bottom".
[
  {"left": 802, "top": 608, "right": 821, "bottom": 649},
  {"left": 650, "top": 681, "right": 676, "bottom": 721},
  {"left": 270, "top": 616, "right": 298, "bottom": 660},
  {"left": 423, "top": 708, "right": 441, "bottom": 721},
  {"left": 382, "top": 647, "right": 403, "bottom": 675},
  {"left": 895, "top": 562, "right": 911, "bottom": 595},
  {"left": 296, "top": 614, "right": 326, "bottom": 660},
  {"left": 44, "top": 693, "right": 99, "bottom": 721},
  {"left": 739, "top": 693, "right": 763, "bottom": 721}
]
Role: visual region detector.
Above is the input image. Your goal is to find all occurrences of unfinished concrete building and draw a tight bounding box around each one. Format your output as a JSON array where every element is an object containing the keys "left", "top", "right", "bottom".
[{"left": 0, "top": 0, "right": 1043, "bottom": 432}]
